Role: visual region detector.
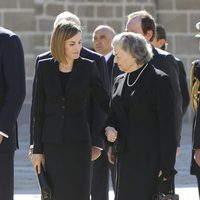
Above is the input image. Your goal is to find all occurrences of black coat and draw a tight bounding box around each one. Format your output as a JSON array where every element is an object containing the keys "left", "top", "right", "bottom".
[
  {"left": 150, "top": 47, "right": 182, "bottom": 146},
  {"left": 175, "top": 57, "right": 190, "bottom": 116},
  {"left": 107, "top": 54, "right": 123, "bottom": 87},
  {"left": 106, "top": 64, "right": 177, "bottom": 200},
  {"left": 32, "top": 57, "right": 109, "bottom": 153},
  {"left": 0, "top": 27, "right": 26, "bottom": 152},
  {"left": 30, "top": 47, "right": 109, "bottom": 148}
]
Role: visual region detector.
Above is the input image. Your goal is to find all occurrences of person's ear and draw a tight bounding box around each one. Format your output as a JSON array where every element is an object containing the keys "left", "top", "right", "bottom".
[
  {"left": 158, "top": 39, "right": 166, "bottom": 49},
  {"left": 145, "top": 30, "right": 154, "bottom": 41}
]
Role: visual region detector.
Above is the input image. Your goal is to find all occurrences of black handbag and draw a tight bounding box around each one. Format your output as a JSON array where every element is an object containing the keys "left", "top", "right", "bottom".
[
  {"left": 37, "top": 165, "right": 52, "bottom": 200},
  {"left": 153, "top": 176, "right": 179, "bottom": 200}
]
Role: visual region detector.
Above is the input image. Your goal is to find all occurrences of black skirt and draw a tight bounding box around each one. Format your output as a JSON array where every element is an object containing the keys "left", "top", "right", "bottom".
[{"left": 44, "top": 141, "right": 91, "bottom": 200}]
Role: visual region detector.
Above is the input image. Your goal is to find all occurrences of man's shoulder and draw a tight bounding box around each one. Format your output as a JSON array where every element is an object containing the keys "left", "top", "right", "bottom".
[
  {"left": 37, "top": 51, "right": 52, "bottom": 61},
  {"left": 78, "top": 56, "right": 96, "bottom": 67},
  {"left": 81, "top": 47, "right": 103, "bottom": 60},
  {"left": 0, "top": 27, "right": 20, "bottom": 44},
  {"left": 0, "top": 27, "right": 15, "bottom": 37},
  {"left": 154, "top": 47, "right": 172, "bottom": 57},
  {"left": 152, "top": 47, "right": 177, "bottom": 67}
]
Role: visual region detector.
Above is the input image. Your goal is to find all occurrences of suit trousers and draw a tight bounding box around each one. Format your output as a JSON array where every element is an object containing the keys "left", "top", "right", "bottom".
[{"left": 0, "top": 151, "right": 14, "bottom": 200}]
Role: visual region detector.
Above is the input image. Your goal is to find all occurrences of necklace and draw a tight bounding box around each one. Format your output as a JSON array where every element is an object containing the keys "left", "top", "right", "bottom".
[{"left": 126, "top": 63, "right": 148, "bottom": 87}]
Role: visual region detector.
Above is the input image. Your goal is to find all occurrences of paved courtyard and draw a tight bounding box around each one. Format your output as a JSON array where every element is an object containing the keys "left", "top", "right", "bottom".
[{"left": 14, "top": 108, "right": 200, "bottom": 200}]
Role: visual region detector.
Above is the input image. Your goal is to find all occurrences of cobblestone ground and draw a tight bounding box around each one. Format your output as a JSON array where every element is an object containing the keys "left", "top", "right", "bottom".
[{"left": 14, "top": 122, "right": 199, "bottom": 200}]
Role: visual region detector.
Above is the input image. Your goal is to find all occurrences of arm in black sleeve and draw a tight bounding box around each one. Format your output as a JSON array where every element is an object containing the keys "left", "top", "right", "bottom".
[
  {"left": 90, "top": 62, "right": 110, "bottom": 113},
  {"left": 32, "top": 63, "right": 45, "bottom": 154},
  {"left": 96, "top": 56, "right": 110, "bottom": 95},
  {"left": 0, "top": 35, "right": 26, "bottom": 135},
  {"left": 156, "top": 75, "right": 177, "bottom": 178},
  {"left": 177, "top": 59, "right": 190, "bottom": 115},
  {"left": 30, "top": 56, "right": 40, "bottom": 146},
  {"left": 164, "top": 55, "right": 182, "bottom": 147}
]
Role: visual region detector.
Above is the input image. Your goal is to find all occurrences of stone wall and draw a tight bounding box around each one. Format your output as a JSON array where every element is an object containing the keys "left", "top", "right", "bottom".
[{"left": 0, "top": 0, "right": 199, "bottom": 122}]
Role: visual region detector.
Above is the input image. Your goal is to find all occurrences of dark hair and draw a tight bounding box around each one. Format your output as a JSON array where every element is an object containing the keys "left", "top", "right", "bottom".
[
  {"left": 155, "top": 24, "right": 166, "bottom": 40},
  {"left": 128, "top": 10, "right": 155, "bottom": 42}
]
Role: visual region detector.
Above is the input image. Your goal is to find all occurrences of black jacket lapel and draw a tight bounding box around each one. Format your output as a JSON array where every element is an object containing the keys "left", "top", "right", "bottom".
[{"left": 48, "top": 59, "right": 63, "bottom": 96}]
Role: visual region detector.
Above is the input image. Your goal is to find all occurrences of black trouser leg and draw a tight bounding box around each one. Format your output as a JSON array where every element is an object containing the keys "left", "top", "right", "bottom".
[{"left": 0, "top": 152, "right": 14, "bottom": 200}]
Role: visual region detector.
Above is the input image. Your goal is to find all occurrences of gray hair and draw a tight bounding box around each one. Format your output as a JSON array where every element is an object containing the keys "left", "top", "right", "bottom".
[
  {"left": 112, "top": 32, "right": 153, "bottom": 65},
  {"left": 93, "top": 25, "right": 116, "bottom": 38}
]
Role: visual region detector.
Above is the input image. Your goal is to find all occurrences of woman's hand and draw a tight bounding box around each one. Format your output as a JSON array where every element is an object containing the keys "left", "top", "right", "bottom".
[
  {"left": 194, "top": 149, "right": 200, "bottom": 167},
  {"left": 31, "top": 154, "right": 45, "bottom": 174},
  {"left": 91, "top": 146, "right": 101, "bottom": 161},
  {"left": 105, "top": 127, "right": 118, "bottom": 143}
]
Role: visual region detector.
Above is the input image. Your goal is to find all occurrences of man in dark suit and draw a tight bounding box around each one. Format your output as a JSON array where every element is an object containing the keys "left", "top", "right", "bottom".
[
  {"left": 0, "top": 27, "right": 26, "bottom": 200},
  {"left": 30, "top": 12, "right": 110, "bottom": 161},
  {"left": 92, "top": 25, "right": 117, "bottom": 200},
  {"left": 152, "top": 24, "right": 190, "bottom": 117},
  {"left": 125, "top": 10, "right": 182, "bottom": 149}
]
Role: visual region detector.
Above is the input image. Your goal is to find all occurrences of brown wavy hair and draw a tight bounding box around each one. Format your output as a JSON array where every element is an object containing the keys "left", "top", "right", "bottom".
[{"left": 190, "top": 61, "right": 200, "bottom": 112}]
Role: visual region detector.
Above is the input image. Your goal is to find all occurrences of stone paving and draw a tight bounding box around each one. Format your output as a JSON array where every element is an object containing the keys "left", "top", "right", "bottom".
[{"left": 13, "top": 107, "right": 200, "bottom": 200}]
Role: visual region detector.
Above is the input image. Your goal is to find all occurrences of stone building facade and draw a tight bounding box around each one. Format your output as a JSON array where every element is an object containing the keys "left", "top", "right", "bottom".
[{"left": 0, "top": 0, "right": 200, "bottom": 121}]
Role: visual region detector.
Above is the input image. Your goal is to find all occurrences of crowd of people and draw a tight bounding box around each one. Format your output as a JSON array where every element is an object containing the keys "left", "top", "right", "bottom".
[{"left": 1, "top": 8, "right": 200, "bottom": 200}]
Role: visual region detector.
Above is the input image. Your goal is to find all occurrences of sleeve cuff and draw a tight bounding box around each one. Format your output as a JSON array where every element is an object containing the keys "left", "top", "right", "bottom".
[
  {"left": 92, "top": 146, "right": 103, "bottom": 151},
  {"left": 0, "top": 131, "right": 9, "bottom": 138}
]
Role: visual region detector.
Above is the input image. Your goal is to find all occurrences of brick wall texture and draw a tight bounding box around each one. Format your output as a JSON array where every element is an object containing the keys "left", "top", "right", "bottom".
[{"left": 0, "top": 0, "right": 198, "bottom": 121}]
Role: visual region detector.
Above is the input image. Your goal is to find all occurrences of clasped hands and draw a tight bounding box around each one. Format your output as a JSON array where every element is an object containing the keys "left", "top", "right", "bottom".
[{"left": 105, "top": 126, "right": 118, "bottom": 143}]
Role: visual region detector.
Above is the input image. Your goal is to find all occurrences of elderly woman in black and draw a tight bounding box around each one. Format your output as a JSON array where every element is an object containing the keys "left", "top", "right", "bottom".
[
  {"left": 31, "top": 20, "right": 109, "bottom": 200},
  {"left": 105, "top": 32, "right": 177, "bottom": 200}
]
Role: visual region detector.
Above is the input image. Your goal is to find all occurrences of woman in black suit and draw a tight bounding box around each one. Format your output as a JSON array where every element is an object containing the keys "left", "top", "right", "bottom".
[
  {"left": 31, "top": 20, "right": 109, "bottom": 200},
  {"left": 105, "top": 32, "right": 177, "bottom": 200}
]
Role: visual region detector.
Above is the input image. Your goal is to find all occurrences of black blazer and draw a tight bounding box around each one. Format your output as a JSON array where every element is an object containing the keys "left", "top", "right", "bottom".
[
  {"left": 107, "top": 54, "right": 123, "bottom": 87},
  {"left": 107, "top": 54, "right": 114, "bottom": 81},
  {"left": 106, "top": 64, "right": 177, "bottom": 176},
  {"left": 81, "top": 47, "right": 110, "bottom": 93},
  {"left": 0, "top": 27, "right": 26, "bottom": 152},
  {"left": 30, "top": 47, "right": 110, "bottom": 148},
  {"left": 150, "top": 47, "right": 182, "bottom": 146},
  {"left": 80, "top": 47, "right": 110, "bottom": 147},
  {"left": 32, "top": 57, "right": 109, "bottom": 153}
]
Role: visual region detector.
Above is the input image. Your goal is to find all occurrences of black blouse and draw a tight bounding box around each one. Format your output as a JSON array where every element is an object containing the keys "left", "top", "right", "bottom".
[{"left": 59, "top": 71, "right": 71, "bottom": 94}]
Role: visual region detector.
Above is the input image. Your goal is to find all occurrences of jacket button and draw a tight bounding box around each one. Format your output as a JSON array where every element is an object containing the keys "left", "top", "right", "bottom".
[
  {"left": 62, "top": 97, "right": 65, "bottom": 101},
  {"left": 62, "top": 105, "right": 65, "bottom": 109}
]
